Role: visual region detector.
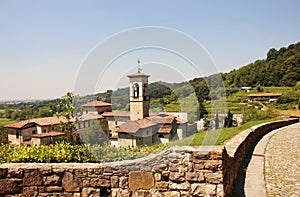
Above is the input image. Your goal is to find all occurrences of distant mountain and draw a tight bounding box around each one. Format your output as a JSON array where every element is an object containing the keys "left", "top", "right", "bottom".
[{"left": 223, "top": 42, "right": 300, "bottom": 87}]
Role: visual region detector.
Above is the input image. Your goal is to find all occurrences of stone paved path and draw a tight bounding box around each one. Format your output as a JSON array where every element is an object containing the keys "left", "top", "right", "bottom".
[{"left": 265, "top": 122, "right": 300, "bottom": 197}]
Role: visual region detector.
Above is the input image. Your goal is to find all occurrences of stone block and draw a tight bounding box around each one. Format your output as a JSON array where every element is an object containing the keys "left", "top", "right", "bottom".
[
  {"left": 111, "top": 188, "right": 131, "bottom": 197},
  {"left": 119, "top": 176, "right": 128, "bottom": 188},
  {"left": 90, "top": 178, "right": 110, "bottom": 187},
  {"left": 154, "top": 173, "right": 161, "bottom": 181},
  {"left": 169, "top": 182, "right": 190, "bottom": 190},
  {"left": 129, "top": 172, "right": 154, "bottom": 191},
  {"left": 169, "top": 172, "right": 185, "bottom": 182},
  {"left": 133, "top": 190, "right": 151, "bottom": 197},
  {"left": 62, "top": 172, "right": 81, "bottom": 192},
  {"left": 156, "top": 181, "right": 169, "bottom": 191},
  {"left": 8, "top": 168, "right": 23, "bottom": 178},
  {"left": 43, "top": 175, "right": 61, "bottom": 186},
  {"left": 205, "top": 172, "right": 223, "bottom": 184},
  {"left": 0, "top": 168, "right": 8, "bottom": 178},
  {"left": 162, "top": 191, "right": 180, "bottom": 197},
  {"left": 82, "top": 187, "right": 100, "bottom": 197},
  {"left": 204, "top": 160, "right": 222, "bottom": 171},
  {"left": 185, "top": 172, "right": 204, "bottom": 182},
  {"left": 22, "top": 186, "right": 38, "bottom": 197},
  {"left": 45, "top": 186, "right": 63, "bottom": 192},
  {"left": 191, "top": 183, "right": 216, "bottom": 196},
  {"left": 111, "top": 175, "right": 119, "bottom": 188},
  {"left": 0, "top": 178, "right": 22, "bottom": 195},
  {"left": 23, "top": 170, "right": 43, "bottom": 186}
]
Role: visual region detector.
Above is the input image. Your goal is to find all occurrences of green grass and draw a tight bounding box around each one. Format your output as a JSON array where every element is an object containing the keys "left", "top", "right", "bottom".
[
  {"left": 0, "top": 118, "right": 16, "bottom": 127},
  {"left": 167, "top": 118, "right": 282, "bottom": 147},
  {"left": 165, "top": 103, "right": 181, "bottom": 112}
]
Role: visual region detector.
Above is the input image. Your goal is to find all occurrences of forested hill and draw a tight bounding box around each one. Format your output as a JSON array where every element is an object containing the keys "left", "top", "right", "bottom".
[{"left": 223, "top": 42, "right": 300, "bottom": 87}]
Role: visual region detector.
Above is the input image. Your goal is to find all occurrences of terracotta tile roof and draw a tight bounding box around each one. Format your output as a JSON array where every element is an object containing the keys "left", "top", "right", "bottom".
[
  {"left": 150, "top": 113, "right": 187, "bottom": 124},
  {"left": 77, "top": 113, "right": 103, "bottom": 121},
  {"left": 117, "top": 117, "right": 157, "bottom": 134},
  {"left": 127, "top": 71, "right": 150, "bottom": 78},
  {"left": 158, "top": 125, "right": 172, "bottom": 134},
  {"left": 32, "top": 131, "right": 65, "bottom": 138},
  {"left": 4, "top": 116, "right": 69, "bottom": 129},
  {"left": 82, "top": 101, "right": 112, "bottom": 107},
  {"left": 102, "top": 111, "right": 130, "bottom": 117},
  {"left": 248, "top": 93, "right": 282, "bottom": 97}
]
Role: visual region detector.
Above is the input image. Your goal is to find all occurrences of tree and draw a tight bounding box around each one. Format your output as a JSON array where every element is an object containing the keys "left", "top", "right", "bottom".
[
  {"left": 295, "top": 81, "right": 300, "bottom": 91},
  {"left": 56, "top": 92, "right": 78, "bottom": 144},
  {"left": 224, "top": 110, "right": 233, "bottom": 128},
  {"left": 83, "top": 120, "right": 109, "bottom": 145}
]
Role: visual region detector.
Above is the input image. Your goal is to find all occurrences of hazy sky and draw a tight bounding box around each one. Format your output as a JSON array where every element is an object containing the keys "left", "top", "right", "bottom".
[{"left": 1, "top": 0, "right": 300, "bottom": 100}]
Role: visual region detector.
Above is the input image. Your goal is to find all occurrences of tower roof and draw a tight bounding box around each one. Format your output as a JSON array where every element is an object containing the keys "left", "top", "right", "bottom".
[{"left": 127, "top": 71, "right": 150, "bottom": 78}]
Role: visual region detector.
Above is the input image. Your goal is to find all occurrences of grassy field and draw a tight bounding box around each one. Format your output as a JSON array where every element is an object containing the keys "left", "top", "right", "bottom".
[
  {"left": 0, "top": 118, "right": 16, "bottom": 127},
  {"left": 167, "top": 118, "right": 282, "bottom": 147}
]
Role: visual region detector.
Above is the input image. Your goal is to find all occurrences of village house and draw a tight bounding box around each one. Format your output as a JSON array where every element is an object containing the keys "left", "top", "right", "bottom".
[
  {"left": 248, "top": 93, "right": 282, "bottom": 102},
  {"left": 5, "top": 117, "right": 68, "bottom": 146},
  {"left": 76, "top": 69, "right": 193, "bottom": 147}
]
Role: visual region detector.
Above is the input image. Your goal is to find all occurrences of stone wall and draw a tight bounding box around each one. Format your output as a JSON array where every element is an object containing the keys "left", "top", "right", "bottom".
[{"left": 0, "top": 118, "right": 298, "bottom": 197}]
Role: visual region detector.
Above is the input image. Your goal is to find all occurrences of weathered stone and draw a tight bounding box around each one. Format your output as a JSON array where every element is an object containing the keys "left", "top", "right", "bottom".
[
  {"left": 111, "top": 188, "right": 131, "bottom": 197},
  {"left": 8, "top": 168, "right": 23, "bottom": 178},
  {"left": 0, "top": 168, "right": 8, "bottom": 178},
  {"left": 82, "top": 187, "right": 100, "bottom": 197},
  {"left": 162, "top": 191, "right": 180, "bottom": 197},
  {"left": 133, "top": 190, "right": 151, "bottom": 197},
  {"left": 119, "top": 176, "right": 128, "bottom": 188},
  {"left": 111, "top": 176, "right": 119, "bottom": 188},
  {"left": 129, "top": 172, "right": 154, "bottom": 191},
  {"left": 154, "top": 173, "right": 161, "bottom": 181},
  {"left": 169, "top": 172, "right": 185, "bottom": 182},
  {"left": 40, "top": 167, "right": 52, "bottom": 175},
  {"left": 191, "top": 183, "right": 216, "bottom": 196},
  {"left": 45, "top": 186, "right": 63, "bottom": 192},
  {"left": 62, "top": 172, "right": 81, "bottom": 192},
  {"left": 156, "top": 181, "right": 169, "bottom": 191},
  {"left": 43, "top": 175, "right": 61, "bottom": 186},
  {"left": 23, "top": 170, "right": 43, "bottom": 186},
  {"left": 82, "top": 179, "right": 90, "bottom": 187},
  {"left": 180, "top": 190, "right": 190, "bottom": 197},
  {"left": 153, "top": 164, "right": 168, "bottom": 172},
  {"left": 169, "top": 182, "right": 190, "bottom": 190},
  {"left": 0, "top": 178, "right": 22, "bottom": 195},
  {"left": 53, "top": 168, "right": 64, "bottom": 176},
  {"left": 185, "top": 172, "right": 205, "bottom": 182},
  {"left": 205, "top": 172, "right": 223, "bottom": 184},
  {"left": 169, "top": 163, "right": 179, "bottom": 172},
  {"left": 90, "top": 178, "right": 110, "bottom": 187},
  {"left": 22, "top": 186, "right": 38, "bottom": 197},
  {"left": 204, "top": 160, "right": 222, "bottom": 171},
  {"left": 194, "top": 163, "right": 205, "bottom": 170},
  {"left": 217, "top": 184, "right": 224, "bottom": 197}
]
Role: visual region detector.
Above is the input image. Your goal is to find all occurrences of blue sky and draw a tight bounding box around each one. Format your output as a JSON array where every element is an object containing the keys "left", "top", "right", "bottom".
[{"left": 1, "top": 0, "right": 300, "bottom": 100}]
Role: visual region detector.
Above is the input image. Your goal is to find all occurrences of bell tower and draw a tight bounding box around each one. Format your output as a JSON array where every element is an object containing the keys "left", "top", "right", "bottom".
[{"left": 127, "top": 60, "right": 150, "bottom": 120}]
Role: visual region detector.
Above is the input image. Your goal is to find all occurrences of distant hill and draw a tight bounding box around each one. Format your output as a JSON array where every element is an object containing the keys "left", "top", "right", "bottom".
[{"left": 223, "top": 42, "right": 300, "bottom": 87}]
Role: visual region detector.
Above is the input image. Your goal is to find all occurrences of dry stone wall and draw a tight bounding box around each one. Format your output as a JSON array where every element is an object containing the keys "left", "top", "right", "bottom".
[{"left": 0, "top": 118, "right": 298, "bottom": 197}]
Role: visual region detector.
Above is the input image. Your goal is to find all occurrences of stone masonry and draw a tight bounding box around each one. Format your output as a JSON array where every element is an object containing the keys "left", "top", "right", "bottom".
[{"left": 0, "top": 118, "right": 298, "bottom": 197}]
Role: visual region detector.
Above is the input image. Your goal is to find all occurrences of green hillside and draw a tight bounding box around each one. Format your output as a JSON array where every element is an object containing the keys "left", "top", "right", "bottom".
[{"left": 224, "top": 42, "right": 300, "bottom": 87}]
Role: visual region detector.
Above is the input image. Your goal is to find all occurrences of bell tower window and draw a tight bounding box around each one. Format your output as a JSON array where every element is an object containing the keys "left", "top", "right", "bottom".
[{"left": 133, "top": 83, "right": 139, "bottom": 98}]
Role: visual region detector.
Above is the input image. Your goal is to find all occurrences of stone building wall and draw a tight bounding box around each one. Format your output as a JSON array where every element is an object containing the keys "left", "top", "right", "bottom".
[{"left": 0, "top": 118, "right": 298, "bottom": 197}]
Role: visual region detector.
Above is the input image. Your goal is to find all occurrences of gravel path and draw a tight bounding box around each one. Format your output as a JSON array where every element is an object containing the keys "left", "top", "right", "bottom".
[{"left": 265, "top": 122, "right": 300, "bottom": 197}]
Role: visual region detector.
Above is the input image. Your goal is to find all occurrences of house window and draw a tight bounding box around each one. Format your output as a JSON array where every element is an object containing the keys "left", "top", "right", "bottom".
[
  {"left": 43, "top": 129, "right": 46, "bottom": 133},
  {"left": 52, "top": 127, "right": 55, "bottom": 130},
  {"left": 133, "top": 83, "right": 139, "bottom": 98},
  {"left": 32, "top": 130, "right": 36, "bottom": 134},
  {"left": 16, "top": 130, "right": 19, "bottom": 139},
  {"left": 158, "top": 134, "right": 164, "bottom": 138}
]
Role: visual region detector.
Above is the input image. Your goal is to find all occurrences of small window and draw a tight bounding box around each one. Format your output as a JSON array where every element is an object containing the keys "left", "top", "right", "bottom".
[
  {"left": 158, "top": 134, "right": 164, "bottom": 138},
  {"left": 16, "top": 130, "right": 19, "bottom": 139},
  {"left": 43, "top": 129, "right": 46, "bottom": 133},
  {"left": 32, "top": 130, "right": 36, "bottom": 134},
  {"left": 52, "top": 127, "right": 55, "bottom": 130},
  {"left": 133, "top": 83, "right": 139, "bottom": 98}
]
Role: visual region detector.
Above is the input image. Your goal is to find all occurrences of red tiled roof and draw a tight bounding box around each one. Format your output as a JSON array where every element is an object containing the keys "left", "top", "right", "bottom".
[
  {"left": 127, "top": 71, "right": 150, "bottom": 78},
  {"left": 77, "top": 113, "right": 103, "bottom": 121},
  {"left": 82, "top": 101, "right": 112, "bottom": 107},
  {"left": 248, "top": 93, "right": 282, "bottom": 97},
  {"left": 5, "top": 116, "right": 69, "bottom": 129},
  {"left": 32, "top": 131, "right": 65, "bottom": 138},
  {"left": 102, "top": 111, "right": 130, "bottom": 117},
  {"left": 150, "top": 113, "right": 186, "bottom": 124},
  {"left": 158, "top": 126, "right": 172, "bottom": 134},
  {"left": 117, "top": 117, "right": 157, "bottom": 134}
]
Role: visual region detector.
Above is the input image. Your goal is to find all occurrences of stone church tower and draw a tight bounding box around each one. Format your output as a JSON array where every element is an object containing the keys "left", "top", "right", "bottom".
[{"left": 127, "top": 63, "right": 150, "bottom": 121}]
